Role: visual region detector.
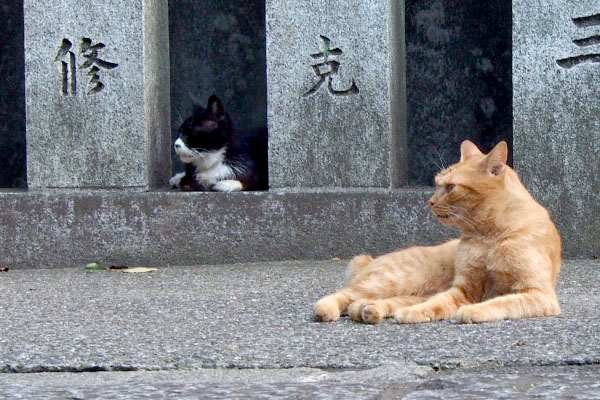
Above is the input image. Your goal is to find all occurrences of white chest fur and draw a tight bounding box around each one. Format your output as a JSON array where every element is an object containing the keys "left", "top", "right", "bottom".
[
  {"left": 173, "top": 140, "right": 244, "bottom": 191},
  {"left": 192, "top": 148, "right": 236, "bottom": 187}
]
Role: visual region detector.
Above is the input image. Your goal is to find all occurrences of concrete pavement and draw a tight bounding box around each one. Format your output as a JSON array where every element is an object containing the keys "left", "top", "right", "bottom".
[{"left": 1, "top": 259, "right": 599, "bottom": 398}]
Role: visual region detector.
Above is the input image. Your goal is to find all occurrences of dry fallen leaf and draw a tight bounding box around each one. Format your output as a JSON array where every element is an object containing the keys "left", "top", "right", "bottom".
[
  {"left": 0, "top": 267, "right": 8, "bottom": 272},
  {"left": 122, "top": 267, "right": 158, "bottom": 274}
]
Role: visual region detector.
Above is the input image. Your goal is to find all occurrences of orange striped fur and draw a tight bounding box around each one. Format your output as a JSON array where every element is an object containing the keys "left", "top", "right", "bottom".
[{"left": 314, "top": 140, "right": 562, "bottom": 324}]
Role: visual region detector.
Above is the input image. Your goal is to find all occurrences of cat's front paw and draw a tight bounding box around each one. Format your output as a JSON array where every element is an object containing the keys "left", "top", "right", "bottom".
[
  {"left": 314, "top": 298, "right": 341, "bottom": 322},
  {"left": 394, "top": 307, "right": 434, "bottom": 324},
  {"left": 169, "top": 172, "right": 185, "bottom": 188},
  {"left": 454, "top": 305, "right": 488, "bottom": 324},
  {"left": 212, "top": 180, "right": 243, "bottom": 192}
]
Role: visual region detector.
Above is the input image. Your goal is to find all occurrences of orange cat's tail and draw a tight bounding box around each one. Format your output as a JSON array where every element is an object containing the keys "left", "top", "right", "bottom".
[{"left": 345, "top": 254, "right": 373, "bottom": 286}]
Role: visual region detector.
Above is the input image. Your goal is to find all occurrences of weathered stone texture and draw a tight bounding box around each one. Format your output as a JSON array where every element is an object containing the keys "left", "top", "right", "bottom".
[
  {"left": 24, "top": 0, "right": 170, "bottom": 189},
  {"left": 266, "top": 0, "right": 406, "bottom": 188},
  {"left": 0, "top": 189, "right": 452, "bottom": 269},
  {"left": 513, "top": 0, "right": 600, "bottom": 257}
]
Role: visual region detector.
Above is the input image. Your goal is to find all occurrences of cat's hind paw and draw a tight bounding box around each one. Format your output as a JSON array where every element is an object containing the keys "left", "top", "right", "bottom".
[
  {"left": 348, "top": 300, "right": 384, "bottom": 324},
  {"left": 360, "top": 304, "right": 384, "bottom": 324}
]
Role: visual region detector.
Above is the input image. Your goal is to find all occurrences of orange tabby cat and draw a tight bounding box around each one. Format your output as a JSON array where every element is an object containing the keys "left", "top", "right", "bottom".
[{"left": 314, "top": 140, "right": 561, "bottom": 324}]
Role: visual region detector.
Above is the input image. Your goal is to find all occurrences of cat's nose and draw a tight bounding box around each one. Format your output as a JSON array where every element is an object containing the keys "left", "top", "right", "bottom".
[{"left": 428, "top": 198, "right": 435, "bottom": 208}]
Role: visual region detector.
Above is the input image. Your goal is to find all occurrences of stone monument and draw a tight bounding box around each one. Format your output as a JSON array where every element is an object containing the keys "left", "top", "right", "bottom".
[
  {"left": 24, "top": 0, "right": 171, "bottom": 189},
  {"left": 266, "top": 0, "right": 406, "bottom": 188},
  {"left": 513, "top": 0, "right": 600, "bottom": 255}
]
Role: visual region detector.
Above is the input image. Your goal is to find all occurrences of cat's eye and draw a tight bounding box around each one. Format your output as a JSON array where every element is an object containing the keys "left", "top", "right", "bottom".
[{"left": 445, "top": 184, "right": 456, "bottom": 192}]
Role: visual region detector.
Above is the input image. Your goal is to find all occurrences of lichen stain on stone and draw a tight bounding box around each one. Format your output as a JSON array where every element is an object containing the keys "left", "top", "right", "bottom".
[
  {"left": 414, "top": 1, "right": 451, "bottom": 45},
  {"left": 213, "top": 13, "right": 238, "bottom": 32},
  {"left": 479, "top": 97, "right": 497, "bottom": 119}
]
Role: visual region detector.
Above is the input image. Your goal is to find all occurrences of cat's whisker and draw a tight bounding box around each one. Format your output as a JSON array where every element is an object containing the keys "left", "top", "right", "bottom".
[
  {"left": 448, "top": 210, "right": 479, "bottom": 232},
  {"left": 433, "top": 204, "right": 453, "bottom": 214},
  {"left": 434, "top": 148, "right": 448, "bottom": 172},
  {"left": 175, "top": 109, "right": 184, "bottom": 126},
  {"left": 189, "top": 148, "right": 206, "bottom": 158},
  {"left": 432, "top": 203, "right": 480, "bottom": 232},
  {"left": 448, "top": 204, "right": 472, "bottom": 217},
  {"left": 450, "top": 205, "right": 478, "bottom": 226}
]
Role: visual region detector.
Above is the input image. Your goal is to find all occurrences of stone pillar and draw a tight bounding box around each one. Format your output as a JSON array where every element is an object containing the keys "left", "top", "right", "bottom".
[
  {"left": 24, "top": 0, "right": 171, "bottom": 189},
  {"left": 266, "top": 0, "right": 407, "bottom": 188},
  {"left": 513, "top": 0, "right": 600, "bottom": 255}
]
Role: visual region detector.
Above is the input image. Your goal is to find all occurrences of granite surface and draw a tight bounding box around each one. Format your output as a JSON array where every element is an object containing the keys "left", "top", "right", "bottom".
[
  {"left": 513, "top": 0, "right": 600, "bottom": 258},
  {"left": 0, "top": 188, "right": 453, "bottom": 269},
  {"left": 24, "top": 0, "right": 171, "bottom": 189},
  {"left": 8, "top": 0, "right": 515, "bottom": 188},
  {"left": 266, "top": 0, "right": 406, "bottom": 188}
]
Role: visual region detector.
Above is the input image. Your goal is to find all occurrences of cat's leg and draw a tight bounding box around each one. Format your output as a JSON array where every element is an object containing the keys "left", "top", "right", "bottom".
[
  {"left": 314, "top": 288, "right": 364, "bottom": 322},
  {"left": 212, "top": 180, "right": 243, "bottom": 192},
  {"left": 170, "top": 169, "right": 206, "bottom": 191},
  {"left": 394, "top": 287, "right": 469, "bottom": 323},
  {"left": 316, "top": 240, "right": 459, "bottom": 323},
  {"left": 314, "top": 254, "right": 374, "bottom": 322},
  {"left": 348, "top": 296, "right": 427, "bottom": 324},
  {"left": 454, "top": 289, "right": 560, "bottom": 323}
]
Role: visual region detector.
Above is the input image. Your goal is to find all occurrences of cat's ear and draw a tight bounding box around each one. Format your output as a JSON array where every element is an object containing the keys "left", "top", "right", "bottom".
[
  {"left": 460, "top": 140, "right": 483, "bottom": 161},
  {"left": 207, "top": 95, "right": 225, "bottom": 121},
  {"left": 477, "top": 141, "right": 508, "bottom": 176}
]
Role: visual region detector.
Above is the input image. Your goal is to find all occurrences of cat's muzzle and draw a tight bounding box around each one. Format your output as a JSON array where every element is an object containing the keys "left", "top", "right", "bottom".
[{"left": 173, "top": 138, "right": 197, "bottom": 163}]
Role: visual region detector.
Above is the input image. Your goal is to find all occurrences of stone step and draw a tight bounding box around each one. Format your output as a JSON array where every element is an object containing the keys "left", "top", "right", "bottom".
[{"left": 0, "top": 188, "right": 451, "bottom": 269}]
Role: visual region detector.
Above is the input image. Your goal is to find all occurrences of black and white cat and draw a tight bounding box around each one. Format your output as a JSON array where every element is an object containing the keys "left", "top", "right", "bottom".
[{"left": 169, "top": 95, "right": 267, "bottom": 192}]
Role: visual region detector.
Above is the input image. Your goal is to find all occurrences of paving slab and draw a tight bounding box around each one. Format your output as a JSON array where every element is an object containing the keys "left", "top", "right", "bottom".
[
  {"left": 0, "top": 259, "right": 598, "bottom": 398},
  {"left": 2, "top": 364, "right": 600, "bottom": 399}
]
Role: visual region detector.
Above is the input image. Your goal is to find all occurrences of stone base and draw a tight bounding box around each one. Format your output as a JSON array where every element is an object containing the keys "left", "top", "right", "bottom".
[{"left": 0, "top": 189, "right": 457, "bottom": 269}]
